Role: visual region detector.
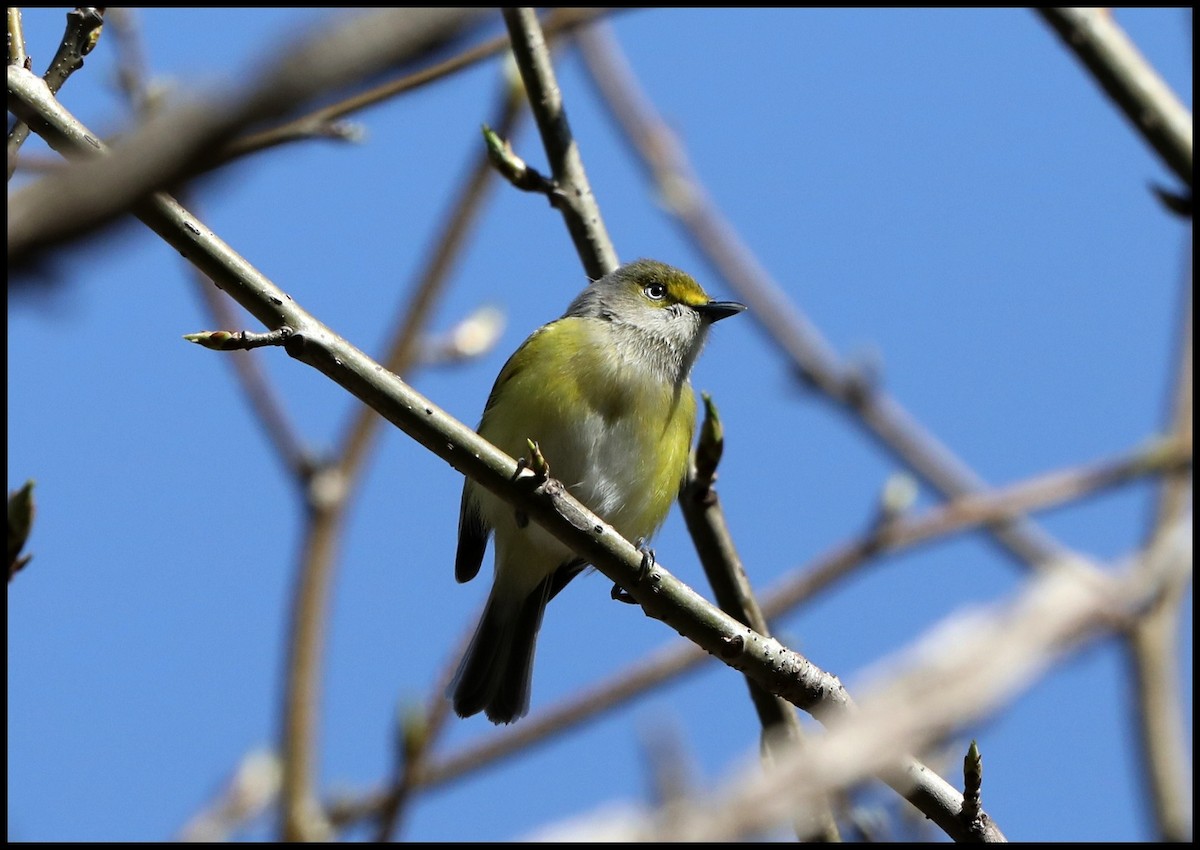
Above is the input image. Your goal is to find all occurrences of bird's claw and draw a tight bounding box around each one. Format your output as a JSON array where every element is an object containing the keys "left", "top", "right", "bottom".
[{"left": 610, "top": 543, "right": 656, "bottom": 604}]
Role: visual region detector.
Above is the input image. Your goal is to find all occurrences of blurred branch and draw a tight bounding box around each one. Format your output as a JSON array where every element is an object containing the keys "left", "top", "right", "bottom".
[
  {"left": 7, "top": 8, "right": 485, "bottom": 268},
  {"left": 336, "top": 103, "right": 520, "bottom": 484},
  {"left": 105, "top": 8, "right": 156, "bottom": 116},
  {"left": 177, "top": 750, "right": 281, "bottom": 842},
  {"left": 279, "top": 476, "right": 341, "bottom": 841},
  {"left": 502, "top": 8, "right": 618, "bottom": 279},
  {"left": 575, "top": 23, "right": 1068, "bottom": 572},
  {"left": 762, "top": 436, "right": 1192, "bottom": 617},
  {"left": 1037, "top": 8, "right": 1192, "bottom": 191},
  {"left": 7, "top": 6, "right": 105, "bottom": 181},
  {"left": 1128, "top": 258, "right": 1193, "bottom": 841},
  {"left": 6, "top": 10, "right": 621, "bottom": 182},
  {"left": 417, "top": 305, "right": 506, "bottom": 368},
  {"left": 217, "top": 7, "right": 616, "bottom": 169},
  {"left": 366, "top": 633, "right": 466, "bottom": 842}
]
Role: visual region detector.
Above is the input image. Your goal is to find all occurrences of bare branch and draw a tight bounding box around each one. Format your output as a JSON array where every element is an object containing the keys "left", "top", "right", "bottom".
[
  {"left": 502, "top": 8, "right": 618, "bottom": 279},
  {"left": 15, "top": 75, "right": 984, "bottom": 834},
  {"left": 1038, "top": 8, "right": 1192, "bottom": 190}
]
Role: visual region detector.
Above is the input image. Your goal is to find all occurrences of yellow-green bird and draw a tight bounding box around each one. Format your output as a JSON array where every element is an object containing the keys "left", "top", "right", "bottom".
[{"left": 450, "top": 259, "right": 745, "bottom": 723}]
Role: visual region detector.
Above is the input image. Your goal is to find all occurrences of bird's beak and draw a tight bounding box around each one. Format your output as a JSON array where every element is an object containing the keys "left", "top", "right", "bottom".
[{"left": 696, "top": 300, "right": 747, "bottom": 323}]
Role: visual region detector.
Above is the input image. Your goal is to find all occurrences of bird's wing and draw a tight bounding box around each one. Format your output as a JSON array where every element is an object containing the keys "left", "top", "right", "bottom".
[{"left": 455, "top": 479, "right": 491, "bottom": 583}]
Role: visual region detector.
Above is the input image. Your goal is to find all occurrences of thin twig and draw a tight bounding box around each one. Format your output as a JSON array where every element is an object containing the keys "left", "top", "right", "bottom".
[
  {"left": 216, "top": 8, "right": 617, "bottom": 169},
  {"left": 502, "top": 8, "right": 618, "bottom": 279}
]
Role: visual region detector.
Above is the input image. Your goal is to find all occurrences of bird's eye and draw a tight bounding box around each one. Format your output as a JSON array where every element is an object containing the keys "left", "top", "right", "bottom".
[{"left": 644, "top": 282, "right": 667, "bottom": 301}]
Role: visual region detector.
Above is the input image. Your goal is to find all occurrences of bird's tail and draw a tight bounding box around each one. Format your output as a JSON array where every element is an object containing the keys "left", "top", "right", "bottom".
[{"left": 449, "top": 574, "right": 553, "bottom": 724}]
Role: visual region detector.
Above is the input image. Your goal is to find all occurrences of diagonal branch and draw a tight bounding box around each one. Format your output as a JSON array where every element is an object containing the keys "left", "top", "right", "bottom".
[
  {"left": 535, "top": 521, "right": 1189, "bottom": 841},
  {"left": 1037, "top": 8, "right": 1192, "bottom": 190},
  {"left": 391, "top": 435, "right": 1190, "bottom": 801}
]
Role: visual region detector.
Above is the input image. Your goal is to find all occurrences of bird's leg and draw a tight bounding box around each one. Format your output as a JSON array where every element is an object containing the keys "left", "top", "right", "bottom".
[
  {"left": 512, "top": 439, "right": 552, "bottom": 529},
  {"left": 525, "top": 439, "right": 550, "bottom": 481}
]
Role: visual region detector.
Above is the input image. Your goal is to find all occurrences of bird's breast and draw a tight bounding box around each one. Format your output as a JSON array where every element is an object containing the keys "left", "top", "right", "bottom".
[{"left": 478, "top": 318, "right": 696, "bottom": 544}]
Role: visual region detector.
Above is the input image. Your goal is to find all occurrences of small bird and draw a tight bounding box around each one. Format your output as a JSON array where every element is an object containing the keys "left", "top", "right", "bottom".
[{"left": 450, "top": 259, "right": 745, "bottom": 723}]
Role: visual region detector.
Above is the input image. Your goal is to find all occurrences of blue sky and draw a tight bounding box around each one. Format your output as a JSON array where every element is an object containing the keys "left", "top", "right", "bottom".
[{"left": 8, "top": 8, "right": 1192, "bottom": 842}]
